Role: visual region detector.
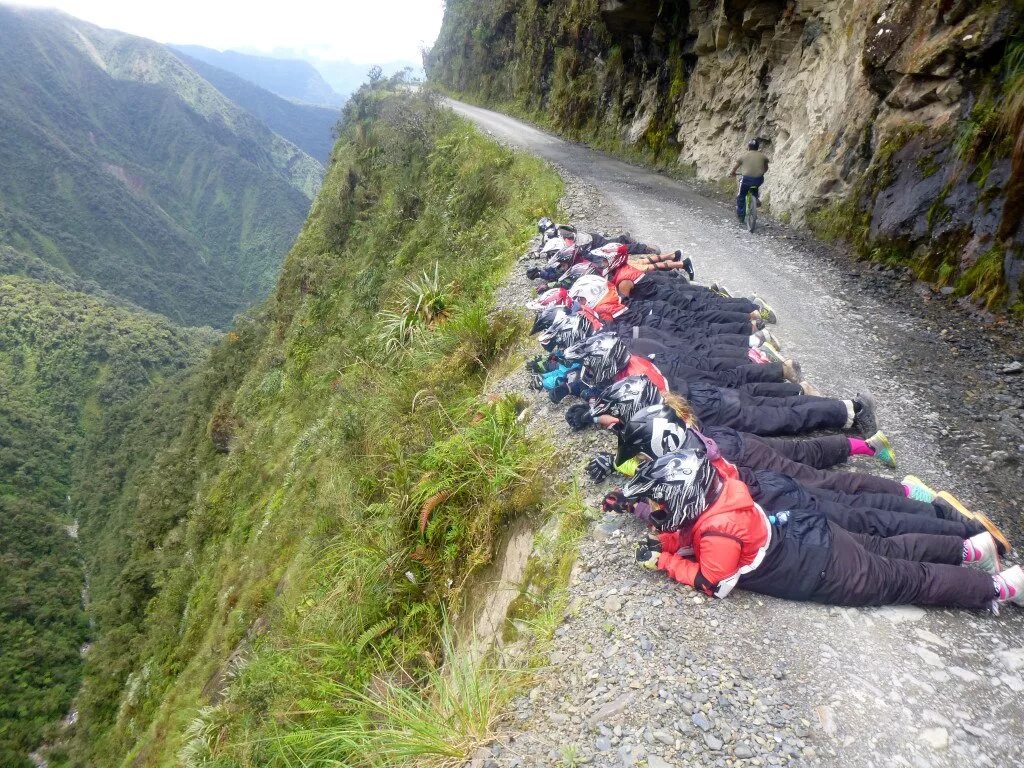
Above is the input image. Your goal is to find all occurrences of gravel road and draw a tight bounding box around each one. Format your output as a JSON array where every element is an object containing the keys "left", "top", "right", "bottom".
[{"left": 451, "top": 100, "right": 1024, "bottom": 768}]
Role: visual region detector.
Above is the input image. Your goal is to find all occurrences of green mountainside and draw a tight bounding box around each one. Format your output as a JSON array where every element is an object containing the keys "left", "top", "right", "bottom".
[
  {"left": 0, "top": 6, "right": 324, "bottom": 329},
  {"left": 171, "top": 45, "right": 345, "bottom": 107},
  {"left": 173, "top": 52, "right": 340, "bottom": 164},
  {"left": 31, "top": 79, "right": 567, "bottom": 768},
  {"left": 0, "top": 274, "right": 217, "bottom": 767}
]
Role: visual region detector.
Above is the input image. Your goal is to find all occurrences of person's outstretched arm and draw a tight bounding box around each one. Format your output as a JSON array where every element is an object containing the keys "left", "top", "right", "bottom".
[{"left": 657, "top": 531, "right": 743, "bottom": 598}]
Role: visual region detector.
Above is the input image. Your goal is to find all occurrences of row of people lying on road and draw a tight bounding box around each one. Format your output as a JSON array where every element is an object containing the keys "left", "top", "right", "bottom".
[{"left": 523, "top": 217, "right": 1021, "bottom": 613}]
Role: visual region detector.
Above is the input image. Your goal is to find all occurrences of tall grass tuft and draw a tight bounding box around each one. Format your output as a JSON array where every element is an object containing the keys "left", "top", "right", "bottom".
[{"left": 277, "top": 630, "right": 522, "bottom": 768}]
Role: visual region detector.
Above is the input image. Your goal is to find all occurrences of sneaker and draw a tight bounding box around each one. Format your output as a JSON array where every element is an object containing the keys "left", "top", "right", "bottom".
[
  {"left": 757, "top": 328, "right": 783, "bottom": 351},
  {"left": 964, "top": 532, "right": 1001, "bottom": 574},
  {"left": 936, "top": 492, "right": 1012, "bottom": 555},
  {"left": 760, "top": 342, "right": 786, "bottom": 364},
  {"left": 903, "top": 474, "right": 937, "bottom": 503},
  {"left": 782, "top": 359, "right": 802, "bottom": 384},
  {"left": 851, "top": 392, "right": 877, "bottom": 436},
  {"left": 752, "top": 295, "right": 777, "bottom": 324},
  {"left": 994, "top": 565, "right": 1024, "bottom": 607},
  {"left": 710, "top": 282, "right": 732, "bottom": 297},
  {"left": 866, "top": 431, "right": 897, "bottom": 469}
]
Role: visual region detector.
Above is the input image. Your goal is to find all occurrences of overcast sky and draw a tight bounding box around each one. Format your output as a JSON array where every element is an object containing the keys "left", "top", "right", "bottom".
[{"left": 10, "top": 1, "right": 445, "bottom": 63}]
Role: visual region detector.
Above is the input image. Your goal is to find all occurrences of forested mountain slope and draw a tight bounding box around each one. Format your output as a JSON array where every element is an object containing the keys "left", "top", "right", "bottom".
[
  {"left": 0, "top": 275, "right": 217, "bottom": 767},
  {"left": 171, "top": 45, "right": 346, "bottom": 107},
  {"left": 173, "top": 52, "right": 340, "bottom": 164},
  {"left": 30, "top": 79, "right": 567, "bottom": 768},
  {"left": 427, "top": 0, "right": 1024, "bottom": 311},
  {"left": 0, "top": 6, "right": 323, "bottom": 329}
]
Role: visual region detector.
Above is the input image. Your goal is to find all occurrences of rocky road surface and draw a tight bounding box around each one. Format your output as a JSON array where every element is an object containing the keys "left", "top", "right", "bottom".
[{"left": 451, "top": 100, "right": 1024, "bottom": 768}]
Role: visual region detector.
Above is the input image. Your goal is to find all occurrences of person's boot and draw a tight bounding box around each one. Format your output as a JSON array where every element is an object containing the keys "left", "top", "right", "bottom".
[
  {"left": 903, "top": 474, "right": 937, "bottom": 503},
  {"left": 800, "top": 380, "right": 822, "bottom": 396},
  {"left": 710, "top": 282, "right": 732, "bottom": 297},
  {"left": 963, "top": 532, "right": 1001, "bottom": 574},
  {"left": 994, "top": 565, "right": 1024, "bottom": 607},
  {"left": 752, "top": 296, "right": 777, "bottom": 324},
  {"left": 782, "top": 359, "right": 802, "bottom": 384},
  {"left": 866, "top": 431, "right": 897, "bottom": 468},
  {"left": 935, "top": 492, "right": 1012, "bottom": 555},
  {"left": 851, "top": 393, "right": 877, "bottom": 436}
]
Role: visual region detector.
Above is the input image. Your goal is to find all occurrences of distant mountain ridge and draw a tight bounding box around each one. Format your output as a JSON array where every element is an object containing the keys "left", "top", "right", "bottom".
[
  {"left": 171, "top": 44, "right": 346, "bottom": 106},
  {"left": 174, "top": 51, "right": 339, "bottom": 163},
  {"left": 0, "top": 6, "right": 323, "bottom": 328}
]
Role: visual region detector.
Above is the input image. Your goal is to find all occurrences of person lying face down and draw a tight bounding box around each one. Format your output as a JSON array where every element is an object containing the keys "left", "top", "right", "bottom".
[
  {"left": 622, "top": 449, "right": 1023, "bottom": 611},
  {"left": 592, "top": 401, "right": 1010, "bottom": 552},
  {"left": 560, "top": 338, "right": 878, "bottom": 439}
]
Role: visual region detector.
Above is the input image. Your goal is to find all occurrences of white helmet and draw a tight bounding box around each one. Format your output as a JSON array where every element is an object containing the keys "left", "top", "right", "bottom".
[{"left": 568, "top": 275, "right": 612, "bottom": 307}]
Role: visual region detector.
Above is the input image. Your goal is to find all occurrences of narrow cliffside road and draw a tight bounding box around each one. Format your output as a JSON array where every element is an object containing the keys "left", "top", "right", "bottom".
[{"left": 450, "top": 100, "right": 1024, "bottom": 768}]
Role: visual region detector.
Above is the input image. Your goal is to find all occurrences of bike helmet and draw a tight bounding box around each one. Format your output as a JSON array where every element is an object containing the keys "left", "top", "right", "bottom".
[
  {"left": 748, "top": 139, "right": 760, "bottom": 150},
  {"left": 557, "top": 224, "right": 577, "bottom": 240},
  {"left": 540, "top": 237, "right": 566, "bottom": 257},
  {"left": 575, "top": 232, "right": 594, "bottom": 251},
  {"left": 568, "top": 274, "right": 611, "bottom": 307},
  {"left": 562, "top": 332, "right": 631, "bottom": 387},
  {"left": 560, "top": 261, "right": 597, "bottom": 285},
  {"left": 537, "top": 217, "right": 553, "bottom": 234},
  {"left": 614, "top": 404, "right": 704, "bottom": 466},
  {"left": 589, "top": 243, "right": 630, "bottom": 275},
  {"left": 620, "top": 449, "right": 718, "bottom": 531},
  {"left": 526, "top": 286, "right": 570, "bottom": 310},
  {"left": 530, "top": 305, "right": 567, "bottom": 336},
  {"left": 590, "top": 375, "right": 663, "bottom": 423},
  {"left": 538, "top": 312, "right": 595, "bottom": 351},
  {"left": 555, "top": 244, "right": 582, "bottom": 265}
]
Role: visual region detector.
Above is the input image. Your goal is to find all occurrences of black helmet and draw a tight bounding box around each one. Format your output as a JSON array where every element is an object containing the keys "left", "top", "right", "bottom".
[
  {"left": 748, "top": 139, "right": 760, "bottom": 150},
  {"left": 557, "top": 224, "right": 577, "bottom": 240},
  {"left": 590, "top": 375, "right": 662, "bottom": 423},
  {"left": 614, "top": 404, "right": 704, "bottom": 466},
  {"left": 562, "top": 332, "right": 630, "bottom": 387},
  {"left": 537, "top": 217, "right": 553, "bottom": 234},
  {"left": 531, "top": 305, "right": 567, "bottom": 336},
  {"left": 620, "top": 449, "right": 718, "bottom": 531},
  {"left": 539, "top": 312, "right": 595, "bottom": 351}
]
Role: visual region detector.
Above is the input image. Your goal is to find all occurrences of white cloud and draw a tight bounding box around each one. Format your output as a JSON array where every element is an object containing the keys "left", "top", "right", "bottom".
[{"left": 9, "top": 0, "right": 445, "bottom": 63}]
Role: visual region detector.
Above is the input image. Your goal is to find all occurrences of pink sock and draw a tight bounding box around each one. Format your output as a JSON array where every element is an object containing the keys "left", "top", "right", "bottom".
[
  {"left": 903, "top": 484, "right": 912, "bottom": 497},
  {"left": 848, "top": 437, "right": 874, "bottom": 457}
]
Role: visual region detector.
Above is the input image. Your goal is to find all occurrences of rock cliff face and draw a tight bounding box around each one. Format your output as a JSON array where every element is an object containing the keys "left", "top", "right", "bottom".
[{"left": 428, "top": 0, "right": 1024, "bottom": 308}]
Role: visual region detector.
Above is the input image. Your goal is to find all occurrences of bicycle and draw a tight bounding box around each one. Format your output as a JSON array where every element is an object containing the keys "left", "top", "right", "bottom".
[{"left": 736, "top": 174, "right": 760, "bottom": 233}]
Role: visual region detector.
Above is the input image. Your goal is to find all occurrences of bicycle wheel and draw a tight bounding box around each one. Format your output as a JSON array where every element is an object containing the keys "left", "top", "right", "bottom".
[{"left": 746, "top": 191, "right": 757, "bottom": 232}]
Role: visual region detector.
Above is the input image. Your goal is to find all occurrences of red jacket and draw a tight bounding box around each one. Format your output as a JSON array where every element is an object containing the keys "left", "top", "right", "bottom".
[
  {"left": 610, "top": 263, "right": 646, "bottom": 293},
  {"left": 617, "top": 356, "right": 668, "bottom": 392},
  {"left": 656, "top": 458, "right": 772, "bottom": 598}
]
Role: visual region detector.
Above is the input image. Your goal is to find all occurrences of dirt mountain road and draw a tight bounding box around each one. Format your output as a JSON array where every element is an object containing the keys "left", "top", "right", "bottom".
[{"left": 449, "top": 99, "right": 1024, "bottom": 768}]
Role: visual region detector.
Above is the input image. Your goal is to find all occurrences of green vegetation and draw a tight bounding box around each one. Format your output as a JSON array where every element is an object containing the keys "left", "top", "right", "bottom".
[
  {"left": 0, "top": 7, "right": 323, "bottom": 328},
  {"left": 49, "top": 79, "right": 568, "bottom": 768},
  {"left": 174, "top": 52, "right": 341, "bottom": 164},
  {"left": 0, "top": 276, "right": 216, "bottom": 767}
]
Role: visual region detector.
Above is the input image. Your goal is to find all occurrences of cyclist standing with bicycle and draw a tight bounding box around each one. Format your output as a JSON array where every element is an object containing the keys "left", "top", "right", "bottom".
[{"left": 731, "top": 139, "right": 769, "bottom": 223}]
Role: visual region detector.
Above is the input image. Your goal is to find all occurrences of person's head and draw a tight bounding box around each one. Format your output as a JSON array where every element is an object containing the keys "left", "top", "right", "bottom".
[
  {"left": 530, "top": 305, "right": 567, "bottom": 336},
  {"left": 557, "top": 224, "right": 577, "bottom": 240},
  {"left": 562, "top": 332, "right": 630, "bottom": 387},
  {"left": 748, "top": 138, "right": 760, "bottom": 151},
  {"left": 538, "top": 311, "right": 594, "bottom": 351},
  {"left": 589, "top": 243, "right": 629, "bottom": 276},
  {"left": 621, "top": 449, "right": 720, "bottom": 531},
  {"left": 540, "top": 237, "right": 565, "bottom": 257},
  {"left": 590, "top": 375, "right": 663, "bottom": 426},
  {"left": 567, "top": 274, "right": 612, "bottom": 307},
  {"left": 613, "top": 404, "right": 705, "bottom": 466},
  {"left": 561, "top": 261, "right": 597, "bottom": 286},
  {"left": 537, "top": 217, "right": 553, "bottom": 235}
]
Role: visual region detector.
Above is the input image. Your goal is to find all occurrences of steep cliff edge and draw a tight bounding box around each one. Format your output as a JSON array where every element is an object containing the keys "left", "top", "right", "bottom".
[{"left": 427, "top": 0, "right": 1024, "bottom": 309}]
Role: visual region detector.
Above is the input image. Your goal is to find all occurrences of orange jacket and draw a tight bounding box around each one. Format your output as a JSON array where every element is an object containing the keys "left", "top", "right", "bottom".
[
  {"left": 656, "top": 458, "right": 772, "bottom": 598},
  {"left": 617, "top": 356, "right": 668, "bottom": 392}
]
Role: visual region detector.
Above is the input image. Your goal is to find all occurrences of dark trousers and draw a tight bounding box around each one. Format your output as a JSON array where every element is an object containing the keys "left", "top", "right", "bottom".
[
  {"left": 690, "top": 386, "right": 849, "bottom": 436},
  {"left": 654, "top": 289, "right": 757, "bottom": 315},
  {"left": 626, "top": 338, "right": 752, "bottom": 373},
  {"left": 629, "top": 312, "right": 751, "bottom": 338},
  {"left": 751, "top": 434, "right": 850, "bottom": 468},
  {"left": 737, "top": 175, "right": 764, "bottom": 218},
  {"left": 628, "top": 300, "right": 753, "bottom": 328},
  {"left": 811, "top": 523, "right": 994, "bottom": 608},
  {"left": 747, "top": 470, "right": 982, "bottom": 539},
  {"left": 810, "top": 486, "right": 949, "bottom": 516}
]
